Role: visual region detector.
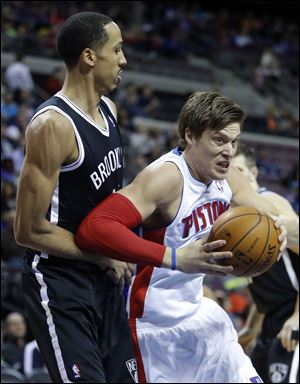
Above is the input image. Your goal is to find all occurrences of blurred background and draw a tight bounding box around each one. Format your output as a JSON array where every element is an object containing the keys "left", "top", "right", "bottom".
[{"left": 1, "top": 1, "right": 299, "bottom": 381}]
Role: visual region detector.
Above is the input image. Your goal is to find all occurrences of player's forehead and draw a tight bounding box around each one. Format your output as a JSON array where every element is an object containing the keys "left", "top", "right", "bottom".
[
  {"left": 104, "top": 22, "right": 123, "bottom": 47},
  {"left": 216, "top": 123, "right": 241, "bottom": 139}
]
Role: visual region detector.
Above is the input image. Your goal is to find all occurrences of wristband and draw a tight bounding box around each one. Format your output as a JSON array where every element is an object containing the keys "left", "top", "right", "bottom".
[{"left": 171, "top": 248, "right": 176, "bottom": 270}]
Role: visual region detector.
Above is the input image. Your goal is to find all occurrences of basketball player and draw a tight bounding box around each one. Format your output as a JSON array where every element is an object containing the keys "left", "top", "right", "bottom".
[
  {"left": 233, "top": 143, "right": 299, "bottom": 383},
  {"left": 14, "top": 12, "right": 137, "bottom": 383},
  {"left": 76, "top": 92, "right": 287, "bottom": 383}
]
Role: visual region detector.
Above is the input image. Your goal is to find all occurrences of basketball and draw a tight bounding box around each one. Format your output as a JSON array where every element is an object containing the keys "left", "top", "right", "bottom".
[{"left": 208, "top": 207, "right": 280, "bottom": 277}]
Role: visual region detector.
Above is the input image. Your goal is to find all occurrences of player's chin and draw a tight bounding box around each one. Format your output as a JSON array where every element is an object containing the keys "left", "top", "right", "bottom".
[
  {"left": 107, "top": 78, "right": 120, "bottom": 92},
  {"left": 213, "top": 166, "right": 229, "bottom": 179}
]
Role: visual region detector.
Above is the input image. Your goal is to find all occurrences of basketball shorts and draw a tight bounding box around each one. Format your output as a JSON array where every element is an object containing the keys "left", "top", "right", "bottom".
[
  {"left": 251, "top": 331, "right": 299, "bottom": 383},
  {"left": 267, "top": 338, "right": 299, "bottom": 383},
  {"left": 130, "top": 297, "right": 262, "bottom": 383},
  {"left": 22, "top": 254, "right": 137, "bottom": 383}
]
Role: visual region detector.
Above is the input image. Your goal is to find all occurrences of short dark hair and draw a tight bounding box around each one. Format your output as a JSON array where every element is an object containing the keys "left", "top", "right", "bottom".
[
  {"left": 235, "top": 142, "right": 257, "bottom": 169},
  {"left": 56, "top": 12, "right": 113, "bottom": 69},
  {"left": 178, "top": 91, "right": 246, "bottom": 148}
]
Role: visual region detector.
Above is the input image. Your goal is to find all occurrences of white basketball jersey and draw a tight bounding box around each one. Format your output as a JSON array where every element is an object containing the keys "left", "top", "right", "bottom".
[{"left": 127, "top": 148, "right": 232, "bottom": 327}]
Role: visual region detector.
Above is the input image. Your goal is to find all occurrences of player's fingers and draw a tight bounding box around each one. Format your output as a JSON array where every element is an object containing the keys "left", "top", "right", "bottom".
[
  {"left": 290, "top": 339, "right": 297, "bottom": 351},
  {"left": 124, "top": 267, "right": 133, "bottom": 286},
  {"left": 279, "top": 233, "right": 287, "bottom": 253},
  {"left": 204, "top": 264, "right": 234, "bottom": 275},
  {"left": 127, "top": 263, "right": 135, "bottom": 274},
  {"left": 203, "top": 239, "right": 226, "bottom": 251},
  {"left": 278, "top": 226, "right": 287, "bottom": 242},
  {"left": 270, "top": 214, "right": 284, "bottom": 229},
  {"left": 205, "top": 250, "right": 233, "bottom": 261},
  {"left": 277, "top": 330, "right": 293, "bottom": 352}
]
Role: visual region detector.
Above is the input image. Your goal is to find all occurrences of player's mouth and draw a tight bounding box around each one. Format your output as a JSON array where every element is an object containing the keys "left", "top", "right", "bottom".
[
  {"left": 117, "top": 70, "right": 123, "bottom": 82},
  {"left": 216, "top": 161, "right": 229, "bottom": 170},
  {"left": 217, "top": 161, "right": 230, "bottom": 173}
]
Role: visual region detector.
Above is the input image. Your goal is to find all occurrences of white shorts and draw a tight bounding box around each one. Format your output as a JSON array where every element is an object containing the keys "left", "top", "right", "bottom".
[{"left": 131, "top": 297, "right": 262, "bottom": 383}]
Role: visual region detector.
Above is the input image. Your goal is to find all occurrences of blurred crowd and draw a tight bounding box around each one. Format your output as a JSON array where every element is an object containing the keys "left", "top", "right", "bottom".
[{"left": 1, "top": 1, "right": 299, "bottom": 381}]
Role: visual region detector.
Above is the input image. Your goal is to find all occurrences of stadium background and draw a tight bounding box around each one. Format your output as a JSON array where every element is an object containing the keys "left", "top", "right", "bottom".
[{"left": 1, "top": 1, "right": 299, "bottom": 381}]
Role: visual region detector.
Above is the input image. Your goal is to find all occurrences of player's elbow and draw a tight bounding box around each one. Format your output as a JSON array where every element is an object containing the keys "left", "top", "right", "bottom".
[
  {"left": 14, "top": 224, "right": 30, "bottom": 246},
  {"left": 14, "top": 217, "right": 35, "bottom": 247}
]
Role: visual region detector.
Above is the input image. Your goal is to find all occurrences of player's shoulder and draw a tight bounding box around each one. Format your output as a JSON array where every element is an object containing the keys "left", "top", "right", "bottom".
[
  {"left": 27, "top": 109, "right": 73, "bottom": 138},
  {"left": 147, "top": 160, "right": 183, "bottom": 184},
  {"left": 134, "top": 160, "right": 183, "bottom": 199}
]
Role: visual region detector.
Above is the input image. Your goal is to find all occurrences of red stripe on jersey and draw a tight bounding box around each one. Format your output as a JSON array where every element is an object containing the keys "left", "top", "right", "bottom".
[
  {"left": 129, "top": 227, "right": 166, "bottom": 319},
  {"left": 129, "top": 318, "right": 147, "bottom": 383},
  {"left": 129, "top": 265, "right": 154, "bottom": 318}
]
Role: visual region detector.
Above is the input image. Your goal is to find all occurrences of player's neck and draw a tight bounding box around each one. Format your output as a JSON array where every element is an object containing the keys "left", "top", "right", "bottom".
[
  {"left": 60, "top": 72, "right": 102, "bottom": 118},
  {"left": 183, "top": 152, "right": 210, "bottom": 185},
  {"left": 253, "top": 180, "right": 260, "bottom": 192}
]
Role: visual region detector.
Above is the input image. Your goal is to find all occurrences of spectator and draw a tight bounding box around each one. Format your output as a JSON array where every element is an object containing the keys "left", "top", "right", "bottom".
[
  {"left": 1, "top": 92, "right": 19, "bottom": 124},
  {"left": 4, "top": 52, "right": 34, "bottom": 96},
  {"left": 1, "top": 158, "right": 18, "bottom": 185},
  {"left": 2, "top": 312, "right": 27, "bottom": 371},
  {"left": 137, "top": 85, "right": 161, "bottom": 118},
  {"left": 265, "top": 105, "right": 279, "bottom": 134},
  {"left": 1, "top": 210, "right": 24, "bottom": 268},
  {"left": 1, "top": 118, "right": 14, "bottom": 159},
  {"left": 259, "top": 48, "right": 282, "bottom": 91}
]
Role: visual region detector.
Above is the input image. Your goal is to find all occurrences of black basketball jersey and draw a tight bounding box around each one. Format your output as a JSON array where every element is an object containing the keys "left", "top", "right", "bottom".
[
  {"left": 26, "top": 93, "right": 123, "bottom": 259},
  {"left": 248, "top": 188, "right": 299, "bottom": 319}
]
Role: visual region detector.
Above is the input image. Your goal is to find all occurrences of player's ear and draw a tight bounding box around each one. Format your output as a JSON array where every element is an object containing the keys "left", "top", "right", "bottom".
[
  {"left": 185, "top": 127, "right": 193, "bottom": 145},
  {"left": 251, "top": 166, "right": 259, "bottom": 179},
  {"left": 81, "top": 48, "right": 96, "bottom": 67}
]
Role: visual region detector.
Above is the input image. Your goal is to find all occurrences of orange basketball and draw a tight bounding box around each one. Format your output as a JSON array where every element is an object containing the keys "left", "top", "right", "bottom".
[{"left": 208, "top": 206, "right": 280, "bottom": 277}]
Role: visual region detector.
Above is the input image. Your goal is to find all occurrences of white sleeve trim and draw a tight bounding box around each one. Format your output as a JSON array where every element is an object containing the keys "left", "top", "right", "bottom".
[{"left": 29, "top": 106, "right": 85, "bottom": 172}]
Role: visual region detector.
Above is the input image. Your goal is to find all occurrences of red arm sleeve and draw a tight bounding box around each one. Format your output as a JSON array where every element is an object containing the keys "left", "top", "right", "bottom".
[{"left": 75, "top": 193, "right": 165, "bottom": 266}]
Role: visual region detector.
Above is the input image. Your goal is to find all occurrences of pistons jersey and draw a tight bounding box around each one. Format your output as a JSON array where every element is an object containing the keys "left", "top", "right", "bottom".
[
  {"left": 127, "top": 147, "right": 232, "bottom": 327},
  {"left": 26, "top": 92, "right": 123, "bottom": 260}
]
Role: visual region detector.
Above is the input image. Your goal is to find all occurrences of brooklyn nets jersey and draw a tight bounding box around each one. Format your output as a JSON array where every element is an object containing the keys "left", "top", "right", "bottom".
[
  {"left": 248, "top": 187, "right": 299, "bottom": 320},
  {"left": 127, "top": 147, "right": 232, "bottom": 326},
  {"left": 25, "top": 92, "right": 123, "bottom": 260}
]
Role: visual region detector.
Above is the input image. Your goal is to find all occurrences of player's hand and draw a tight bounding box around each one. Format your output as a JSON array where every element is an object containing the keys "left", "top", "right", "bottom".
[
  {"left": 269, "top": 214, "right": 287, "bottom": 260},
  {"left": 105, "top": 260, "right": 134, "bottom": 293},
  {"left": 277, "top": 313, "right": 299, "bottom": 352},
  {"left": 273, "top": 214, "right": 299, "bottom": 250},
  {"left": 176, "top": 235, "right": 233, "bottom": 275},
  {"left": 94, "top": 255, "right": 134, "bottom": 291}
]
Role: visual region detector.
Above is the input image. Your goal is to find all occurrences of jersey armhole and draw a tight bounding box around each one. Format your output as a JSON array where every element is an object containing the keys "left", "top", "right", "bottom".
[{"left": 30, "top": 106, "right": 85, "bottom": 172}]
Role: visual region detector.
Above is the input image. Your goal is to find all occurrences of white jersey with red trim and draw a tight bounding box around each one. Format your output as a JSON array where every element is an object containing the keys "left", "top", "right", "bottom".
[{"left": 127, "top": 147, "right": 232, "bottom": 327}]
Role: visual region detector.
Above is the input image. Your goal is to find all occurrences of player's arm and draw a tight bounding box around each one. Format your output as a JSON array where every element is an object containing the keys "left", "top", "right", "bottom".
[
  {"left": 14, "top": 112, "right": 110, "bottom": 265},
  {"left": 228, "top": 165, "right": 280, "bottom": 214},
  {"left": 238, "top": 301, "right": 264, "bottom": 352},
  {"left": 76, "top": 162, "right": 234, "bottom": 275},
  {"left": 262, "top": 193, "right": 299, "bottom": 252}
]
